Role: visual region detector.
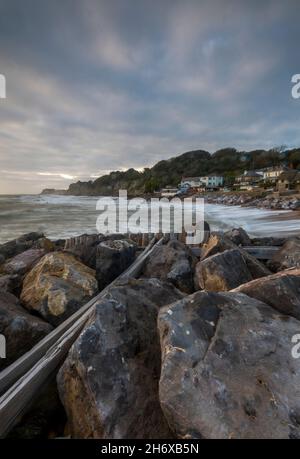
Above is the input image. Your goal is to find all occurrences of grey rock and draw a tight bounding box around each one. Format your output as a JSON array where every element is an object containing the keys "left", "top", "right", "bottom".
[
  {"left": 96, "top": 239, "right": 136, "bottom": 290},
  {"left": 201, "top": 232, "right": 270, "bottom": 279},
  {"left": 0, "top": 232, "right": 44, "bottom": 261},
  {"left": 57, "top": 278, "right": 184, "bottom": 439},
  {"left": 233, "top": 268, "right": 300, "bottom": 320},
  {"left": 0, "top": 274, "right": 22, "bottom": 295},
  {"left": 3, "top": 249, "right": 46, "bottom": 276},
  {"left": 142, "top": 240, "right": 198, "bottom": 294},
  {"left": 0, "top": 292, "right": 53, "bottom": 370},
  {"left": 195, "top": 249, "right": 253, "bottom": 291},
  {"left": 225, "top": 227, "right": 251, "bottom": 246},
  {"left": 268, "top": 239, "right": 300, "bottom": 272},
  {"left": 158, "top": 290, "right": 300, "bottom": 439}
]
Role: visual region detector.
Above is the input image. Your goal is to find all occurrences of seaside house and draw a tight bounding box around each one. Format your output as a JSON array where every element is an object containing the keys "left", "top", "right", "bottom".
[
  {"left": 276, "top": 170, "right": 300, "bottom": 192},
  {"left": 180, "top": 175, "right": 224, "bottom": 191},
  {"left": 235, "top": 170, "right": 263, "bottom": 190},
  {"left": 200, "top": 174, "right": 224, "bottom": 190},
  {"left": 180, "top": 177, "right": 203, "bottom": 189},
  {"left": 263, "top": 166, "right": 289, "bottom": 183}
]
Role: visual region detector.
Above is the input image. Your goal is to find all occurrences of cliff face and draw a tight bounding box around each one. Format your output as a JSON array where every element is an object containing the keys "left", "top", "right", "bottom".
[{"left": 41, "top": 147, "right": 300, "bottom": 196}]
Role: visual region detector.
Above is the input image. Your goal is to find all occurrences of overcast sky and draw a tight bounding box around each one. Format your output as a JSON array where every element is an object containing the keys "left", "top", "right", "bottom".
[{"left": 0, "top": 0, "right": 300, "bottom": 193}]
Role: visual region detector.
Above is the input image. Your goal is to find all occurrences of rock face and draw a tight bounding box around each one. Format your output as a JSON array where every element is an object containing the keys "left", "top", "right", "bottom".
[
  {"left": 142, "top": 240, "right": 197, "bottom": 294},
  {"left": 268, "top": 239, "right": 300, "bottom": 272},
  {"left": 158, "top": 291, "right": 300, "bottom": 439},
  {"left": 96, "top": 239, "right": 136, "bottom": 290},
  {"left": 21, "top": 252, "right": 98, "bottom": 326},
  {"left": 225, "top": 227, "right": 251, "bottom": 246},
  {"left": 195, "top": 249, "right": 253, "bottom": 291},
  {"left": 0, "top": 292, "right": 53, "bottom": 370},
  {"left": 0, "top": 274, "right": 22, "bottom": 294},
  {"left": 233, "top": 268, "right": 300, "bottom": 320},
  {"left": 64, "top": 234, "right": 101, "bottom": 269},
  {"left": 57, "top": 278, "right": 184, "bottom": 439},
  {"left": 201, "top": 233, "right": 270, "bottom": 279},
  {"left": 0, "top": 232, "right": 44, "bottom": 261},
  {"left": 3, "top": 249, "right": 45, "bottom": 275}
]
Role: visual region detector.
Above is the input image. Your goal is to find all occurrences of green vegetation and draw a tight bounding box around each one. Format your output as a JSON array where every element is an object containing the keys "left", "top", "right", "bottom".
[{"left": 63, "top": 147, "right": 300, "bottom": 196}]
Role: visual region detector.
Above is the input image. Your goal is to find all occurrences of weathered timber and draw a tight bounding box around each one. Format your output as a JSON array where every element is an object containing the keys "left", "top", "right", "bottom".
[
  {"left": 191, "top": 245, "right": 280, "bottom": 260},
  {"left": 0, "top": 237, "right": 163, "bottom": 437}
]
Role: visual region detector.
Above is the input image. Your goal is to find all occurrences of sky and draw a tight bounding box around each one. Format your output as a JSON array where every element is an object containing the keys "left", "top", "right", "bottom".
[{"left": 0, "top": 0, "right": 300, "bottom": 194}]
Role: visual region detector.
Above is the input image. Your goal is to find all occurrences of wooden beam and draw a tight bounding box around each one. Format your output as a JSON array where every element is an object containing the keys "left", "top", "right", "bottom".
[
  {"left": 191, "top": 246, "right": 280, "bottom": 260},
  {"left": 0, "top": 236, "right": 160, "bottom": 396},
  {"left": 0, "top": 237, "right": 163, "bottom": 437},
  {"left": 242, "top": 246, "right": 280, "bottom": 260}
]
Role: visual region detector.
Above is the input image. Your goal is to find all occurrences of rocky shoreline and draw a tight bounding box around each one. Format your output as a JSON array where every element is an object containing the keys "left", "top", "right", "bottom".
[
  {"left": 204, "top": 192, "right": 300, "bottom": 211},
  {"left": 1, "top": 228, "right": 300, "bottom": 438}
]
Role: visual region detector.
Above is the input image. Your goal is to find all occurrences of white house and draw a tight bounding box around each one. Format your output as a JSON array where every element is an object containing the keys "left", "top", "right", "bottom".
[
  {"left": 181, "top": 175, "right": 224, "bottom": 189},
  {"left": 200, "top": 174, "right": 224, "bottom": 189},
  {"left": 180, "top": 177, "right": 203, "bottom": 188}
]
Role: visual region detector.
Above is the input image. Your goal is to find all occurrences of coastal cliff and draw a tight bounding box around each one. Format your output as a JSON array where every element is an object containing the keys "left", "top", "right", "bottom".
[{"left": 41, "top": 147, "right": 300, "bottom": 196}]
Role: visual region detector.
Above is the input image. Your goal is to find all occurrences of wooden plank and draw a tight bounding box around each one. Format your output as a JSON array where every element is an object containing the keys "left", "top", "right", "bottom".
[
  {"left": 0, "top": 237, "right": 163, "bottom": 437},
  {"left": 242, "top": 246, "right": 280, "bottom": 260},
  {"left": 0, "top": 236, "right": 159, "bottom": 395},
  {"left": 191, "top": 246, "right": 280, "bottom": 260}
]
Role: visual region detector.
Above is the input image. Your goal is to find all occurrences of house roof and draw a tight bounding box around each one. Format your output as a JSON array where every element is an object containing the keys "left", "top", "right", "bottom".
[{"left": 242, "top": 170, "right": 261, "bottom": 177}]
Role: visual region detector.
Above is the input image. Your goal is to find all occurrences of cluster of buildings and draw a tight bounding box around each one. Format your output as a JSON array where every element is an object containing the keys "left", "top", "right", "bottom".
[
  {"left": 234, "top": 166, "right": 300, "bottom": 192},
  {"left": 160, "top": 166, "right": 300, "bottom": 197},
  {"left": 160, "top": 174, "right": 225, "bottom": 197}
]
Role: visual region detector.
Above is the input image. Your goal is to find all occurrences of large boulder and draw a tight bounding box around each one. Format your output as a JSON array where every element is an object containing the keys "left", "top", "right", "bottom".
[
  {"left": 0, "top": 292, "right": 53, "bottom": 370},
  {"left": 233, "top": 268, "right": 300, "bottom": 320},
  {"left": 0, "top": 274, "right": 22, "bottom": 294},
  {"left": 3, "top": 249, "right": 46, "bottom": 276},
  {"left": 268, "top": 239, "right": 300, "bottom": 272},
  {"left": 201, "top": 233, "right": 270, "bottom": 279},
  {"left": 96, "top": 239, "right": 136, "bottom": 290},
  {"left": 20, "top": 252, "right": 98, "bottom": 326},
  {"left": 225, "top": 227, "right": 251, "bottom": 246},
  {"left": 64, "top": 234, "right": 130, "bottom": 270},
  {"left": 57, "top": 278, "right": 184, "bottom": 439},
  {"left": 142, "top": 240, "right": 198, "bottom": 294},
  {"left": 195, "top": 249, "right": 253, "bottom": 291},
  {"left": 158, "top": 291, "right": 300, "bottom": 439},
  {"left": 0, "top": 232, "right": 44, "bottom": 261},
  {"left": 64, "top": 234, "right": 101, "bottom": 269},
  {"left": 200, "top": 232, "right": 234, "bottom": 260}
]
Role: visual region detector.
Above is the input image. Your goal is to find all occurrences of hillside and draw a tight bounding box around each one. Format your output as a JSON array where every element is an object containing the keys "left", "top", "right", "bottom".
[{"left": 42, "top": 147, "right": 300, "bottom": 196}]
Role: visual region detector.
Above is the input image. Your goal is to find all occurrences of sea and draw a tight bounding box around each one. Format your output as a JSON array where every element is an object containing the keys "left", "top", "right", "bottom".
[{"left": 0, "top": 194, "right": 299, "bottom": 245}]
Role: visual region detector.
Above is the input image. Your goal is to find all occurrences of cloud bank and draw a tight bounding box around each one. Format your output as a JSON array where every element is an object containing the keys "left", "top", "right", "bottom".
[{"left": 0, "top": 0, "right": 299, "bottom": 193}]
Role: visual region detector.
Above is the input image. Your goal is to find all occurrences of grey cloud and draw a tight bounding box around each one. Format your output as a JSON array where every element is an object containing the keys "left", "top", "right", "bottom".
[{"left": 0, "top": 0, "right": 300, "bottom": 193}]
